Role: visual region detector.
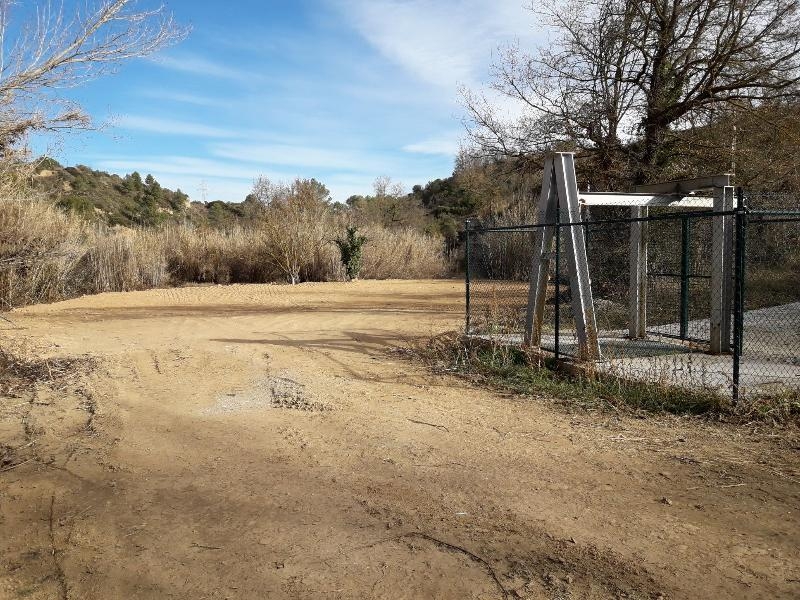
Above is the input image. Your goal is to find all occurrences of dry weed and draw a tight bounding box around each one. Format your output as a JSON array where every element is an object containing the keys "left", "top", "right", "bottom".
[{"left": 0, "top": 194, "right": 449, "bottom": 308}]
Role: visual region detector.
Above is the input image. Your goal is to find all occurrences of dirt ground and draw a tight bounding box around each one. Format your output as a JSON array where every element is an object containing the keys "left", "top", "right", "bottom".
[{"left": 1, "top": 280, "right": 798, "bottom": 600}]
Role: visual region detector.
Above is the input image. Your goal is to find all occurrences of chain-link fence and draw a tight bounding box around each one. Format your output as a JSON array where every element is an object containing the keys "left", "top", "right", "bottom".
[
  {"left": 737, "top": 195, "right": 800, "bottom": 397},
  {"left": 465, "top": 192, "right": 799, "bottom": 402}
]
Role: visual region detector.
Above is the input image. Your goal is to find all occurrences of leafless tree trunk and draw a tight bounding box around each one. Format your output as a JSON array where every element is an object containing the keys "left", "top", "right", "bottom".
[{"left": 463, "top": 0, "right": 800, "bottom": 186}]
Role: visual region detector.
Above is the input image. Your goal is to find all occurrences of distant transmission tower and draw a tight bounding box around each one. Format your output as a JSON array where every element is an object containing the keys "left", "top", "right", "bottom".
[{"left": 198, "top": 180, "right": 209, "bottom": 203}]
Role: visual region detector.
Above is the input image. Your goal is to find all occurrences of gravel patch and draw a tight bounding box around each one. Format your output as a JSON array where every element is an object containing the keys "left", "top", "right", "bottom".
[{"left": 205, "top": 375, "right": 327, "bottom": 414}]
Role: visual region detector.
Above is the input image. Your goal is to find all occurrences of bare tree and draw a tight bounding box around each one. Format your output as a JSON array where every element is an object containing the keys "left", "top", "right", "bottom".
[
  {"left": 254, "top": 177, "right": 332, "bottom": 284},
  {"left": 0, "top": 0, "right": 188, "bottom": 153},
  {"left": 372, "top": 175, "right": 404, "bottom": 199},
  {"left": 464, "top": 0, "right": 800, "bottom": 185}
]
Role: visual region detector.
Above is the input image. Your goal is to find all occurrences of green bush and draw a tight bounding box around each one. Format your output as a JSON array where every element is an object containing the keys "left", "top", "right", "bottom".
[
  {"left": 334, "top": 226, "right": 368, "bottom": 280},
  {"left": 56, "top": 195, "right": 95, "bottom": 219}
]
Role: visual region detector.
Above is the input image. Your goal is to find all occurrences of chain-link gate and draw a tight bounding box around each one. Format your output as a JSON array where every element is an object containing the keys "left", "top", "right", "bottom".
[{"left": 645, "top": 212, "right": 716, "bottom": 344}]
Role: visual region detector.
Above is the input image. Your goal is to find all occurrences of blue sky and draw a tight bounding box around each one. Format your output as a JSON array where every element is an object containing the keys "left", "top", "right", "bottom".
[{"left": 47, "top": 0, "right": 544, "bottom": 203}]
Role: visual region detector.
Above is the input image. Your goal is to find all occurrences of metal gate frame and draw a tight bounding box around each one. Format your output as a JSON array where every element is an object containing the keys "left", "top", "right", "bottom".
[{"left": 644, "top": 212, "right": 713, "bottom": 345}]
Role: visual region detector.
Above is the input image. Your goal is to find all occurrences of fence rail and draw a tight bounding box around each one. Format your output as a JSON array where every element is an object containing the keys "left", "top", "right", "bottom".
[{"left": 464, "top": 192, "right": 800, "bottom": 402}]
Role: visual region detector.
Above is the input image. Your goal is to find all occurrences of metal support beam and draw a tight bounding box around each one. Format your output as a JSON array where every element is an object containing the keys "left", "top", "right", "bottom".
[
  {"left": 553, "top": 153, "right": 601, "bottom": 361},
  {"left": 580, "top": 193, "right": 714, "bottom": 208},
  {"left": 721, "top": 186, "right": 736, "bottom": 352},
  {"left": 680, "top": 216, "right": 691, "bottom": 340},
  {"left": 524, "top": 156, "right": 557, "bottom": 346},
  {"left": 732, "top": 188, "right": 747, "bottom": 402},
  {"left": 634, "top": 175, "right": 732, "bottom": 195},
  {"left": 525, "top": 153, "right": 601, "bottom": 360},
  {"left": 629, "top": 206, "right": 648, "bottom": 339}
]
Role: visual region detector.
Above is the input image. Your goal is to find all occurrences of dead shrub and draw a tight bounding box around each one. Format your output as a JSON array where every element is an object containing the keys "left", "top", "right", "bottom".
[
  {"left": 255, "top": 179, "right": 337, "bottom": 284},
  {"left": 360, "top": 226, "right": 447, "bottom": 279},
  {"left": 0, "top": 196, "right": 88, "bottom": 307}
]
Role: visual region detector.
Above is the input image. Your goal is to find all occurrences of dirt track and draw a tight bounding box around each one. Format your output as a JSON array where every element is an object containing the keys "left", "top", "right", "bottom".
[{"left": 1, "top": 280, "right": 798, "bottom": 599}]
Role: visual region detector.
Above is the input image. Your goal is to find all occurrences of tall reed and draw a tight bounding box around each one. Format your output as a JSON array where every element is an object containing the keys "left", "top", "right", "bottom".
[{"left": 0, "top": 195, "right": 450, "bottom": 308}]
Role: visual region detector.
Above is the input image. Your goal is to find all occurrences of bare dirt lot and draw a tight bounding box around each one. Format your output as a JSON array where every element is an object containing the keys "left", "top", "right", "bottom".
[{"left": 1, "top": 280, "right": 798, "bottom": 600}]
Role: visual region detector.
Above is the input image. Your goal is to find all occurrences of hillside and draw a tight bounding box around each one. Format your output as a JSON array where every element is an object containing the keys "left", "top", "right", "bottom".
[
  {"left": 30, "top": 158, "right": 470, "bottom": 237},
  {"left": 31, "top": 159, "right": 252, "bottom": 228}
]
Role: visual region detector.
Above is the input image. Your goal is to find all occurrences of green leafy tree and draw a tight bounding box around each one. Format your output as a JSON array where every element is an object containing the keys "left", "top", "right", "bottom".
[
  {"left": 335, "top": 227, "right": 368, "bottom": 281},
  {"left": 168, "top": 188, "right": 189, "bottom": 212},
  {"left": 123, "top": 171, "right": 144, "bottom": 193}
]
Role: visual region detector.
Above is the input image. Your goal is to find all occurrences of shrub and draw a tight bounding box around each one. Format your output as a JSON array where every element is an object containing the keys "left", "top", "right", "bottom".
[
  {"left": 0, "top": 196, "right": 88, "bottom": 307},
  {"left": 334, "top": 226, "right": 368, "bottom": 280},
  {"left": 255, "top": 178, "right": 334, "bottom": 284},
  {"left": 360, "top": 226, "right": 447, "bottom": 279}
]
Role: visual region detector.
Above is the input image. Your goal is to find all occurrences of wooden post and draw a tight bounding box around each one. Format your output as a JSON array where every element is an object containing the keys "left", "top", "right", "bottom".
[
  {"left": 629, "top": 206, "right": 648, "bottom": 339},
  {"left": 524, "top": 156, "right": 557, "bottom": 346}
]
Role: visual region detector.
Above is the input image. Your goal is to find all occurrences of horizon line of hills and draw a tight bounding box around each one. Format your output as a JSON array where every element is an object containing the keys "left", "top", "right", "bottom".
[
  {"left": 33, "top": 158, "right": 256, "bottom": 228},
  {"left": 30, "top": 157, "right": 473, "bottom": 237}
]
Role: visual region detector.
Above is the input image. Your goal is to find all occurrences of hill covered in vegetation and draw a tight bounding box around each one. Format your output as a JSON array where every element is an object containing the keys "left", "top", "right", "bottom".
[{"left": 30, "top": 159, "right": 257, "bottom": 229}]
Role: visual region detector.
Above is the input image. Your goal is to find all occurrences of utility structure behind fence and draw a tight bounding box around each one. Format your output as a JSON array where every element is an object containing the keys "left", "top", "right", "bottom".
[{"left": 465, "top": 153, "right": 800, "bottom": 402}]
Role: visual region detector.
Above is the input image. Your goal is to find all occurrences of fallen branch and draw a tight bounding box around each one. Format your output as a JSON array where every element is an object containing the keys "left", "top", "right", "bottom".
[
  {"left": 407, "top": 418, "right": 449, "bottom": 432},
  {"left": 402, "top": 533, "right": 508, "bottom": 599},
  {"left": 191, "top": 543, "right": 223, "bottom": 550},
  {"left": 0, "top": 458, "right": 34, "bottom": 472}
]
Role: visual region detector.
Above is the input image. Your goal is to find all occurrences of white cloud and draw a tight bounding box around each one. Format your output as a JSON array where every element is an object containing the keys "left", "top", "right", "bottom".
[
  {"left": 98, "top": 156, "right": 262, "bottom": 182},
  {"left": 403, "top": 132, "right": 462, "bottom": 156},
  {"left": 149, "top": 53, "right": 254, "bottom": 83},
  {"left": 333, "top": 0, "right": 543, "bottom": 90},
  {"left": 138, "top": 90, "right": 229, "bottom": 107},
  {"left": 210, "top": 142, "right": 388, "bottom": 172},
  {"left": 116, "top": 116, "right": 241, "bottom": 139}
]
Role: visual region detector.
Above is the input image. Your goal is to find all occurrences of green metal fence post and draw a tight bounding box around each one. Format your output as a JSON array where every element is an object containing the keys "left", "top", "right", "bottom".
[
  {"left": 464, "top": 220, "right": 471, "bottom": 335},
  {"left": 680, "top": 215, "right": 691, "bottom": 340},
  {"left": 732, "top": 188, "right": 747, "bottom": 404},
  {"left": 554, "top": 211, "right": 561, "bottom": 362}
]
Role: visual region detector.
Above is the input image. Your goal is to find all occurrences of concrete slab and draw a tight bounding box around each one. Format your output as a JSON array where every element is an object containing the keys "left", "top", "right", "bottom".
[{"left": 471, "top": 302, "right": 800, "bottom": 395}]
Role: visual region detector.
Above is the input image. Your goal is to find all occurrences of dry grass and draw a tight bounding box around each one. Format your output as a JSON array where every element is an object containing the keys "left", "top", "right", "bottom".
[
  {"left": 0, "top": 344, "right": 95, "bottom": 396},
  {"left": 80, "top": 228, "right": 170, "bottom": 292},
  {"left": 163, "top": 225, "right": 269, "bottom": 284},
  {"left": 361, "top": 225, "right": 448, "bottom": 279},
  {"left": 413, "top": 332, "right": 799, "bottom": 425},
  {"left": 0, "top": 195, "right": 449, "bottom": 309},
  {"left": 0, "top": 197, "right": 88, "bottom": 307}
]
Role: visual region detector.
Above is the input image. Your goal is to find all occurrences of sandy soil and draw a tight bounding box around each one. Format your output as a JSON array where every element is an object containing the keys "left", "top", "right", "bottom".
[{"left": 0, "top": 280, "right": 798, "bottom": 600}]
